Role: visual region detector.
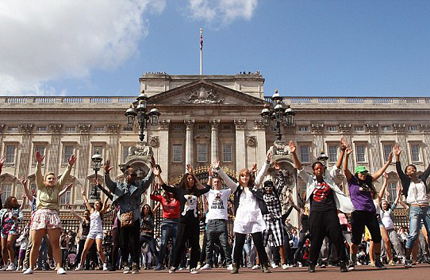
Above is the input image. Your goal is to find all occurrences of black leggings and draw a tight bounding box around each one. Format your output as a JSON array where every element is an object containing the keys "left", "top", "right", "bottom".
[
  {"left": 110, "top": 227, "right": 119, "bottom": 268},
  {"left": 234, "top": 232, "right": 268, "bottom": 266}
]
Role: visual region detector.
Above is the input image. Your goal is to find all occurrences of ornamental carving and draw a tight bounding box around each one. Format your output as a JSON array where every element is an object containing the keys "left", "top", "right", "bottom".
[
  {"left": 184, "top": 119, "right": 195, "bottom": 129},
  {"left": 268, "top": 140, "right": 290, "bottom": 156},
  {"left": 77, "top": 124, "right": 91, "bottom": 133},
  {"left": 149, "top": 136, "right": 159, "bottom": 148},
  {"left": 49, "top": 124, "right": 63, "bottom": 134},
  {"left": 365, "top": 124, "right": 379, "bottom": 133},
  {"left": 254, "top": 120, "right": 266, "bottom": 130},
  {"left": 393, "top": 123, "right": 406, "bottom": 134},
  {"left": 210, "top": 119, "right": 220, "bottom": 128},
  {"left": 181, "top": 86, "right": 224, "bottom": 104},
  {"left": 419, "top": 124, "right": 430, "bottom": 133},
  {"left": 311, "top": 123, "right": 324, "bottom": 134},
  {"left": 106, "top": 124, "right": 121, "bottom": 134},
  {"left": 246, "top": 136, "right": 256, "bottom": 147},
  {"left": 339, "top": 123, "right": 352, "bottom": 134},
  {"left": 19, "top": 124, "right": 34, "bottom": 134},
  {"left": 158, "top": 119, "right": 170, "bottom": 130},
  {"left": 234, "top": 119, "right": 247, "bottom": 130},
  {"left": 128, "top": 142, "right": 153, "bottom": 157}
]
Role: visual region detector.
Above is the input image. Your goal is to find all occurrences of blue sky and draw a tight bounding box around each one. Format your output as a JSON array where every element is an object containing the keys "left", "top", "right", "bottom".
[{"left": 1, "top": 0, "right": 429, "bottom": 97}]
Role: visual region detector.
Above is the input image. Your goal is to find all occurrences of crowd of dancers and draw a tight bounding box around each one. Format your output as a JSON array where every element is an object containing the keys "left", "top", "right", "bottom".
[{"left": 0, "top": 138, "right": 429, "bottom": 275}]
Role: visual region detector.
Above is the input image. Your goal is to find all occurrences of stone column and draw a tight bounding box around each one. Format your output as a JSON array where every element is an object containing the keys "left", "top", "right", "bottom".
[
  {"left": 77, "top": 124, "right": 91, "bottom": 179},
  {"left": 48, "top": 124, "right": 63, "bottom": 175},
  {"left": 394, "top": 123, "right": 408, "bottom": 167},
  {"left": 18, "top": 124, "right": 34, "bottom": 178},
  {"left": 210, "top": 119, "right": 220, "bottom": 164},
  {"left": 420, "top": 124, "right": 430, "bottom": 166},
  {"left": 234, "top": 119, "right": 247, "bottom": 174},
  {"left": 184, "top": 119, "right": 195, "bottom": 167},
  {"left": 254, "top": 120, "right": 267, "bottom": 163},
  {"left": 311, "top": 123, "right": 325, "bottom": 159},
  {"left": 366, "top": 124, "right": 381, "bottom": 174},
  {"left": 106, "top": 124, "right": 121, "bottom": 178},
  {"left": 158, "top": 120, "right": 170, "bottom": 183}
]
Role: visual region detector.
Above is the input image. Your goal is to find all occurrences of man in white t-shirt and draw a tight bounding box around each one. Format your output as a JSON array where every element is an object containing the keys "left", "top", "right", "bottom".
[{"left": 200, "top": 174, "right": 236, "bottom": 271}]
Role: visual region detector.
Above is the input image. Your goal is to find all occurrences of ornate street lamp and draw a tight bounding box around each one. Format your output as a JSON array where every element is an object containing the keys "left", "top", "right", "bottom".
[
  {"left": 125, "top": 90, "right": 161, "bottom": 142},
  {"left": 90, "top": 150, "right": 103, "bottom": 200},
  {"left": 260, "top": 89, "right": 295, "bottom": 141}
]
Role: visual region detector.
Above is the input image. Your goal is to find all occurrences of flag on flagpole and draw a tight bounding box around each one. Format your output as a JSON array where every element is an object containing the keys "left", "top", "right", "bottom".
[{"left": 200, "top": 28, "right": 203, "bottom": 50}]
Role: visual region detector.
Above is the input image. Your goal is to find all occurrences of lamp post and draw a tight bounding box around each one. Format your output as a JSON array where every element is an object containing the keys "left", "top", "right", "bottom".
[
  {"left": 260, "top": 89, "right": 295, "bottom": 141},
  {"left": 90, "top": 150, "right": 103, "bottom": 200},
  {"left": 125, "top": 90, "right": 161, "bottom": 142}
]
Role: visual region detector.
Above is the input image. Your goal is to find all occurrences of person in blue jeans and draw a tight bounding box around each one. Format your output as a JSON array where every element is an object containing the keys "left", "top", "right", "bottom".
[
  {"left": 150, "top": 183, "right": 180, "bottom": 270},
  {"left": 394, "top": 143, "right": 430, "bottom": 268}
]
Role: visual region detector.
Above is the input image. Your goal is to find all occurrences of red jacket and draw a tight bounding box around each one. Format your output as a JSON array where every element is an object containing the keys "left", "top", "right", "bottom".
[{"left": 150, "top": 194, "right": 180, "bottom": 219}]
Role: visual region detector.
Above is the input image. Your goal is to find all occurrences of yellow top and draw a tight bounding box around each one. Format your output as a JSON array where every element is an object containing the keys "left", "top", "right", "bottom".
[{"left": 35, "top": 162, "right": 72, "bottom": 211}]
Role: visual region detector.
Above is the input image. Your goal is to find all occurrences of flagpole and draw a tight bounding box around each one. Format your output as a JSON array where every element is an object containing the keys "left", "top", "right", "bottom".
[{"left": 200, "top": 28, "right": 203, "bottom": 75}]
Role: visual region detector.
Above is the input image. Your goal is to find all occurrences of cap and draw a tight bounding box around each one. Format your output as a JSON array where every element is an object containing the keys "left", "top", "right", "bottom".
[{"left": 355, "top": 166, "right": 368, "bottom": 174}]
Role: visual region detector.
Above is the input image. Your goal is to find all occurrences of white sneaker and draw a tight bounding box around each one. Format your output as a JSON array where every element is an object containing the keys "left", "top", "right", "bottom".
[
  {"left": 103, "top": 263, "right": 108, "bottom": 271},
  {"left": 57, "top": 267, "right": 66, "bottom": 275},
  {"left": 251, "top": 264, "right": 261, "bottom": 270},
  {"left": 75, "top": 264, "right": 84, "bottom": 271},
  {"left": 0, "top": 266, "right": 8, "bottom": 271},
  {"left": 190, "top": 268, "right": 198, "bottom": 274},
  {"left": 200, "top": 264, "right": 211, "bottom": 270},
  {"left": 17, "top": 266, "right": 23, "bottom": 271},
  {"left": 23, "top": 268, "right": 34, "bottom": 275},
  {"left": 227, "top": 264, "right": 233, "bottom": 270},
  {"left": 270, "top": 261, "right": 278, "bottom": 268},
  {"left": 6, "top": 263, "right": 16, "bottom": 271},
  {"left": 282, "top": 264, "right": 289, "bottom": 270}
]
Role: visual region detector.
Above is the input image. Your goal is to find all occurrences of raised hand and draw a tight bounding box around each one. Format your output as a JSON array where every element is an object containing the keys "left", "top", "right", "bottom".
[
  {"left": 65, "top": 183, "right": 74, "bottom": 191},
  {"left": 273, "top": 160, "right": 280, "bottom": 170},
  {"left": 393, "top": 143, "right": 402, "bottom": 156},
  {"left": 383, "top": 172, "right": 389, "bottom": 180},
  {"left": 0, "top": 156, "right": 5, "bottom": 166},
  {"left": 35, "top": 151, "right": 45, "bottom": 164},
  {"left": 208, "top": 167, "right": 214, "bottom": 177},
  {"left": 266, "top": 151, "right": 272, "bottom": 162},
  {"left": 387, "top": 151, "right": 393, "bottom": 163},
  {"left": 186, "top": 164, "right": 193, "bottom": 175},
  {"left": 66, "top": 203, "right": 71, "bottom": 209},
  {"left": 212, "top": 159, "right": 220, "bottom": 170},
  {"left": 251, "top": 163, "right": 257, "bottom": 174},
  {"left": 20, "top": 176, "right": 28, "bottom": 186},
  {"left": 104, "top": 160, "right": 113, "bottom": 173},
  {"left": 289, "top": 141, "right": 296, "bottom": 154},
  {"left": 150, "top": 156, "right": 156, "bottom": 168},
  {"left": 81, "top": 188, "right": 86, "bottom": 196},
  {"left": 68, "top": 155, "right": 77, "bottom": 166},
  {"left": 345, "top": 145, "right": 353, "bottom": 155},
  {"left": 340, "top": 137, "right": 347, "bottom": 151}
]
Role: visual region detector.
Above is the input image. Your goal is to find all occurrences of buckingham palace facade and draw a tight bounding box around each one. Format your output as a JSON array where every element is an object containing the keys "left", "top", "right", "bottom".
[{"left": 1, "top": 72, "right": 429, "bottom": 228}]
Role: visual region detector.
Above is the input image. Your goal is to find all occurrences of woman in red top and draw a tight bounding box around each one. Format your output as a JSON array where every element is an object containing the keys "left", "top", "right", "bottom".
[{"left": 150, "top": 184, "right": 180, "bottom": 270}]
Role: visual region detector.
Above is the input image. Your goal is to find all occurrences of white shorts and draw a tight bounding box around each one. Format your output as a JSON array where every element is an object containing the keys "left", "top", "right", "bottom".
[{"left": 87, "top": 231, "right": 103, "bottom": 240}]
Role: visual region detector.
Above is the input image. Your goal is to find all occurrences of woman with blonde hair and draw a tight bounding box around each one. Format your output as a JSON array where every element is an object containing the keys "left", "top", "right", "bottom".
[{"left": 23, "top": 151, "right": 76, "bottom": 275}]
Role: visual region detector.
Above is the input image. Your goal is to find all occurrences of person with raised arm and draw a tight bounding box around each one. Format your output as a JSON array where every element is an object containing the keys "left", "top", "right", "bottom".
[
  {"left": 200, "top": 163, "right": 235, "bottom": 271},
  {"left": 394, "top": 143, "right": 430, "bottom": 268},
  {"left": 216, "top": 152, "right": 272, "bottom": 274},
  {"left": 290, "top": 138, "right": 352, "bottom": 273},
  {"left": 155, "top": 164, "right": 210, "bottom": 274},
  {"left": 23, "top": 151, "right": 76, "bottom": 275},
  {"left": 75, "top": 188, "right": 110, "bottom": 271},
  {"left": 104, "top": 158, "right": 156, "bottom": 274},
  {"left": 66, "top": 203, "right": 91, "bottom": 268},
  {"left": 150, "top": 181, "right": 180, "bottom": 271},
  {"left": 344, "top": 144, "right": 392, "bottom": 270}
]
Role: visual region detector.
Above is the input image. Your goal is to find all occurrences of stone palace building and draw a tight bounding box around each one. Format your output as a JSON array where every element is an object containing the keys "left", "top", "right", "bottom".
[{"left": 1, "top": 72, "right": 429, "bottom": 228}]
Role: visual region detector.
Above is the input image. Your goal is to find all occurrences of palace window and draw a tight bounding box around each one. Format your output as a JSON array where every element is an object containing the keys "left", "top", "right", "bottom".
[
  {"left": 223, "top": 144, "right": 232, "bottom": 162},
  {"left": 0, "top": 183, "right": 12, "bottom": 202},
  {"left": 172, "top": 144, "right": 183, "bottom": 163},
  {"left": 411, "top": 144, "right": 420, "bottom": 162},
  {"left": 197, "top": 144, "right": 208, "bottom": 162},
  {"left": 300, "top": 145, "right": 310, "bottom": 163},
  {"left": 5, "top": 145, "right": 16, "bottom": 164},
  {"left": 328, "top": 145, "right": 338, "bottom": 162},
  {"left": 383, "top": 144, "right": 393, "bottom": 161},
  {"left": 63, "top": 146, "right": 74, "bottom": 164},
  {"left": 356, "top": 145, "right": 366, "bottom": 162}
]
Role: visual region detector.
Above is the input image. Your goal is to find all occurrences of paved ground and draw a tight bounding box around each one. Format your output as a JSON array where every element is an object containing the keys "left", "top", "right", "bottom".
[{"left": 2, "top": 264, "right": 430, "bottom": 280}]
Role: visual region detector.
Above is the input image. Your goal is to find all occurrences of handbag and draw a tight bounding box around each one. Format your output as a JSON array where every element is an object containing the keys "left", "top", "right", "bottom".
[{"left": 120, "top": 211, "right": 134, "bottom": 228}]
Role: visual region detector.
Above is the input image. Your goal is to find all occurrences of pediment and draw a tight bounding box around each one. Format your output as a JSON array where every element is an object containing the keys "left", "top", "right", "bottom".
[{"left": 147, "top": 80, "right": 264, "bottom": 106}]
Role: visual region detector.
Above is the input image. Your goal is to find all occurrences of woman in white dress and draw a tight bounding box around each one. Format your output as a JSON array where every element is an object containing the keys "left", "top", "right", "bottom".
[{"left": 216, "top": 152, "right": 271, "bottom": 274}]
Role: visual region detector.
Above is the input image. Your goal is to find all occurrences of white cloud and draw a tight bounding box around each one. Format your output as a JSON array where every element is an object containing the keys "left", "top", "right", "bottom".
[
  {"left": 0, "top": 0, "right": 166, "bottom": 95},
  {"left": 187, "top": 0, "right": 258, "bottom": 25}
]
